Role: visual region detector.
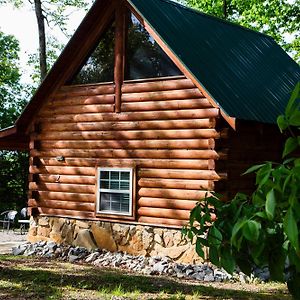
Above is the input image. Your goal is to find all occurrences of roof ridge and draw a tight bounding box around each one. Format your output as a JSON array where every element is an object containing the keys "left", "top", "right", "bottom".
[{"left": 157, "top": 0, "right": 272, "bottom": 40}]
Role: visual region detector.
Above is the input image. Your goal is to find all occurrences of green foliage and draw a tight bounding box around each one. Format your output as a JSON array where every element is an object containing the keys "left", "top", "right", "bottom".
[
  {"left": 185, "top": 0, "right": 300, "bottom": 63},
  {"left": 183, "top": 82, "right": 300, "bottom": 299},
  {"left": 0, "top": 31, "right": 29, "bottom": 211}
]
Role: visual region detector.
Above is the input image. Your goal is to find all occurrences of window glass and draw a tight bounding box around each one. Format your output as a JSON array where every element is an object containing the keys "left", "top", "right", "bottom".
[
  {"left": 70, "top": 21, "right": 115, "bottom": 85},
  {"left": 125, "top": 13, "right": 182, "bottom": 80},
  {"left": 97, "top": 168, "right": 132, "bottom": 215}
]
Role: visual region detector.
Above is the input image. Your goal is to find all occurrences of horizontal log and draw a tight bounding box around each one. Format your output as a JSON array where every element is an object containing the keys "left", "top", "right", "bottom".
[
  {"left": 138, "top": 197, "right": 198, "bottom": 210},
  {"left": 29, "top": 165, "right": 96, "bottom": 176},
  {"left": 37, "top": 191, "right": 95, "bottom": 202},
  {"left": 40, "top": 104, "right": 113, "bottom": 116},
  {"left": 138, "top": 168, "right": 226, "bottom": 180},
  {"left": 37, "top": 174, "right": 95, "bottom": 185},
  {"left": 35, "top": 207, "right": 95, "bottom": 219},
  {"left": 29, "top": 182, "right": 95, "bottom": 194},
  {"left": 138, "top": 188, "right": 210, "bottom": 200},
  {"left": 121, "top": 99, "right": 211, "bottom": 112},
  {"left": 138, "top": 178, "right": 214, "bottom": 190},
  {"left": 57, "top": 83, "right": 114, "bottom": 97},
  {"left": 137, "top": 216, "right": 188, "bottom": 227},
  {"left": 31, "top": 149, "right": 222, "bottom": 159},
  {"left": 49, "top": 94, "right": 114, "bottom": 106},
  {"left": 122, "top": 78, "right": 195, "bottom": 93},
  {"left": 36, "top": 108, "right": 220, "bottom": 123},
  {"left": 39, "top": 139, "right": 215, "bottom": 150},
  {"left": 28, "top": 198, "right": 94, "bottom": 211},
  {"left": 138, "top": 207, "right": 190, "bottom": 220},
  {"left": 121, "top": 89, "right": 204, "bottom": 102},
  {"left": 39, "top": 119, "right": 216, "bottom": 132},
  {"left": 39, "top": 158, "right": 215, "bottom": 170},
  {"left": 34, "top": 129, "right": 223, "bottom": 140}
]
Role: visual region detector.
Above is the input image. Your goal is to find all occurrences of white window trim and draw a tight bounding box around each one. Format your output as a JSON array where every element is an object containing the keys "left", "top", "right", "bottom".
[{"left": 96, "top": 167, "right": 133, "bottom": 216}]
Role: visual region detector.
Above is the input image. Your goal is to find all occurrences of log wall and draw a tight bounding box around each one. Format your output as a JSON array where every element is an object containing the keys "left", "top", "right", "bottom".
[
  {"left": 28, "top": 76, "right": 225, "bottom": 226},
  {"left": 215, "top": 120, "right": 284, "bottom": 198}
]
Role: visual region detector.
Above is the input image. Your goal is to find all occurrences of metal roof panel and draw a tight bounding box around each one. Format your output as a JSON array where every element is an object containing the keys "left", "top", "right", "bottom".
[{"left": 129, "top": 0, "right": 300, "bottom": 123}]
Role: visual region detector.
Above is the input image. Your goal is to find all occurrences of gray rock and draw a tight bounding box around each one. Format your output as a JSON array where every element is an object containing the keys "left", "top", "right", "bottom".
[
  {"left": 204, "top": 274, "right": 215, "bottom": 282},
  {"left": 12, "top": 245, "right": 27, "bottom": 256}
]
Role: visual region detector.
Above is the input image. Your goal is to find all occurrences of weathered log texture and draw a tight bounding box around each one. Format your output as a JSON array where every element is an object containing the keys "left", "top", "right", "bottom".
[
  {"left": 138, "top": 188, "right": 210, "bottom": 200},
  {"left": 39, "top": 139, "right": 214, "bottom": 150},
  {"left": 122, "top": 77, "right": 193, "bottom": 93},
  {"left": 138, "top": 178, "right": 214, "bottom": 190},
  {"left": 28, "top": 198, "right": 94, "bottom": 211},
  {"left": 37, "top": 174, "right": 95, "bottom": 185},
  {"left": 39, "top": 119, "right": 216, "bottom": 132},
  {"left": 48, "top": 94, "right": 115, "bottom": 106},
  {"left": 34, "top": 128, "right": 224, "bottom": 140},
  {"left": 31, "top": 149, "right": 222, "bottom": 159},
  {"left": 29, "top": 182, "right": 95, "bottom": 194},
  {"left": 138, "top": 216, "right": 188, "bottom": 227},
  {"left": 39, "top": 158, "right": 215, "bottom": 170},
  {"left": 138, "top": 207, "right": 190, "bottom": 220},
  {"left": 138, "top": 197, "right": 198, "bottom": 210},
  {"left": 36, "top": 108, "right": 219, "bottom": 123},
  {"left": 122, "top": 88, "right": 203, "bottom": 102},
  {"left": 40, "top": 104, "right": 113, "bottom": 116},
  {"left": 29, "top": 77, "right": 224, "bottom": 226},
  {"left": 138, "top": 168, "right": 225, "bottom": 180}
]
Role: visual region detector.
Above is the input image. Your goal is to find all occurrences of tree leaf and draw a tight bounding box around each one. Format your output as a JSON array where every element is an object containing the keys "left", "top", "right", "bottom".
[
  {"left": 283, "top": 137, "right": 298, "bottom": 158},
  {"left": 243, "top": 163, "right": 265, "bottom": 175},
  {"left": 220, "top": 247, "right": 235, "bottom": 274},
  {"left": 277, "top": 115, "right": 288, "bottom": 132},
  {"left": 243, "top": 220, "right": 261, "bottom": 242},
  {"left": 285, "top": 81, "right": 300, "bottom": 116},
  {"left": 209, "top": 246, "right": 219, "bottom": 266},
  {"left": 265, "top": 189, "right": 276, "bottom": 220},
  {"left": 284, "top": 209, "right": 299, "bottom": 251},
  {"left": 195, "top": 238, "right": 205, "bottom": 258},
  {"left": 208, "top": 226, "right": 222, "bottom": 248}
]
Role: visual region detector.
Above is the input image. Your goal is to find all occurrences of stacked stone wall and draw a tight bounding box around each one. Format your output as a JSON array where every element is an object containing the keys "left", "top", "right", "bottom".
[{"left": 28, "top": 216, "right": 202, "bottom": 264}]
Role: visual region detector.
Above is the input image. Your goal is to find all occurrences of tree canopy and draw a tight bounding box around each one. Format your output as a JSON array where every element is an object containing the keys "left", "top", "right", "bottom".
[{"left": 0, "top": 31, "right": 28, "bottom": 212}]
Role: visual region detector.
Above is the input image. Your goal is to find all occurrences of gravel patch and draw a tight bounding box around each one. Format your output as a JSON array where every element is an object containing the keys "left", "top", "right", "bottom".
[{"left": 12, "top": 241, "right": 268, "bottom": 284}]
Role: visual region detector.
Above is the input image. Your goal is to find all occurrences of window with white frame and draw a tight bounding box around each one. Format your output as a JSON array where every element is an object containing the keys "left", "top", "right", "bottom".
[{"left": 96, "top": 168, "right": 133, "bottom": 216}]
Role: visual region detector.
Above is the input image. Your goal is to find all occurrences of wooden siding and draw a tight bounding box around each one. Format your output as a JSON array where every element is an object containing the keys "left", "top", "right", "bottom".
[
  {"left": 29, "top": 77, "right": 225, "bottom": 227},
  {"left": 215, "top": 120, "right": 283, "bottom": 198}
]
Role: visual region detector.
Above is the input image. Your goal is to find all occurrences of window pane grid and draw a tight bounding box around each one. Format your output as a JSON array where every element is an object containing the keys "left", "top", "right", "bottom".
[{"left": 98, "top": 168, "right": 132, "bottom": 215}]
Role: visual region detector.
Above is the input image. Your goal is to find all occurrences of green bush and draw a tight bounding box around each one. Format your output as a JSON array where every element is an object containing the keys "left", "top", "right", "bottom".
[{"left": 183, "top": 82, "right": 300, "bottom": 299}]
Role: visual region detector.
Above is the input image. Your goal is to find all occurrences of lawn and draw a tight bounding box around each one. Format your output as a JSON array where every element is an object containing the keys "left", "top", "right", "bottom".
[{"left": 0, "top": 255, "right": 291, "bottom": 300}]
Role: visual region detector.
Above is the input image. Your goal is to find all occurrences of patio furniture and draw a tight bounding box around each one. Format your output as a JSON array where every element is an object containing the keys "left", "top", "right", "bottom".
[
  {"left": 0, "top": 210, "right": 18, "bottom": 231},
  {"left": 18, "top": 208, "right": 30, "bottom": 234}
]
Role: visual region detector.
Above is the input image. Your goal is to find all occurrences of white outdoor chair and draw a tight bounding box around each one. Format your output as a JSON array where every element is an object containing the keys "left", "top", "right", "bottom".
[{"left": 0, "top": 210, "right": 18, "bottom": 231}]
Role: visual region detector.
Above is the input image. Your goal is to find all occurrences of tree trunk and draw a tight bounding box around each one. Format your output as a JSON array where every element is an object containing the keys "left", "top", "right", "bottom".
[
  {"left": 34, "top": 0, "right": 47, "bottom": 80},
  {"left": 223, "top": 0, "right": 228, "bottom": 19}
]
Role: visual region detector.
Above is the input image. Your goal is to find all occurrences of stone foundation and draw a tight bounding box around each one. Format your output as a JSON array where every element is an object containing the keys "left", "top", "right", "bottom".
[{"left": 28, "top": 216, "right": 202, "bottom": 264}]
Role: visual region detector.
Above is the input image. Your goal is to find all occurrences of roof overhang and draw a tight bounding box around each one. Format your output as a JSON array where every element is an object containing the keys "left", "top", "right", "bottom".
[{"left": 0, "top": 126, "right": 29, "bottom": 150}]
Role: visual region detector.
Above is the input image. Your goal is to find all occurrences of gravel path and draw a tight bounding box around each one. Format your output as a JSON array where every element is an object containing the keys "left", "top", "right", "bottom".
[
  {"left": 0, "top": 230, "right": 27, "bottom": 254},
  {"left": 0, "top": 230, "right": 27, "bottom": 243}
]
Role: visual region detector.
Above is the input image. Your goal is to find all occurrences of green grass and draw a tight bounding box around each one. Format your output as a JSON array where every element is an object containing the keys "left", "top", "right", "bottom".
[{"left": 0, "top": 255, "right": 291, "bottom": 299}]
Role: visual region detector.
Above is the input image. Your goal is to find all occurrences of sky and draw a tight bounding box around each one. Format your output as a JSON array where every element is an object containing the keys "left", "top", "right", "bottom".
[{"left": 0, "top": 2, "right": 86, "bottom": 84}]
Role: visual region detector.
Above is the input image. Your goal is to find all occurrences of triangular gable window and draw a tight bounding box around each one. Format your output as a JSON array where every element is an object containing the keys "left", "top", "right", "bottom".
[
  {"left": 71, "top": 21, "right": 115, "bottom": 85},
  {"left": 69, "top": 8, "right": 182, "bottom": 85},
  {"left": 125, "top": 13, "right": 182, "bottom": 80}
]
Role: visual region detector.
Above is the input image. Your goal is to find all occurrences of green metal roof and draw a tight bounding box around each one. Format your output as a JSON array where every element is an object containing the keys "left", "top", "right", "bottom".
[{"left": 129, "top": 0, "right": 300, "bottom": 124}]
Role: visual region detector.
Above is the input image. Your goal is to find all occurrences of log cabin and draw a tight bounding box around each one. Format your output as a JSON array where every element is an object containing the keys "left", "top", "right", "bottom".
[{"left": 1, "top": 0, "right": 300, "bottom": 262}]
